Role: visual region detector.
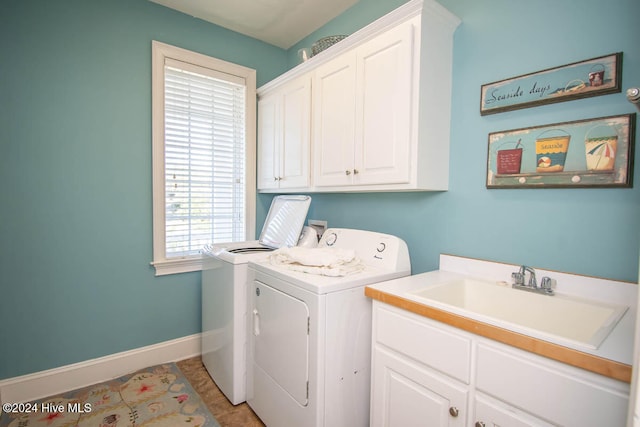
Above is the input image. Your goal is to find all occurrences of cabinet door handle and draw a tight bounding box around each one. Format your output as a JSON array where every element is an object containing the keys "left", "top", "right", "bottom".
[
  {"left": 345, "top": 170, "right": 351, "bottom": 175},
  {"left": 449, "top": 407, "right": 459, "bottom": 417},
  {"left": 475, "top": 422, "right": 485, "bottom": 427}
]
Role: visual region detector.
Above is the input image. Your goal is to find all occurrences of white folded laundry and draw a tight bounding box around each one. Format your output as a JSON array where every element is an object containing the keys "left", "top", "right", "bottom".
[{"left": 268, "top": 247, "right": 365, "bottom": 276}]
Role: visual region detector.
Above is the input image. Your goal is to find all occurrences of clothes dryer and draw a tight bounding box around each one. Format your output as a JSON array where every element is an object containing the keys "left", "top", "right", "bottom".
[{"left": 246, "top": 228, "right": 411, "bottom": 426}]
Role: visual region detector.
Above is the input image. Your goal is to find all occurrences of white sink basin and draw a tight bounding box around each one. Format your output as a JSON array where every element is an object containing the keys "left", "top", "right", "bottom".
[{"left": 409, "top": 278, "right": 628, "bottom": 349}]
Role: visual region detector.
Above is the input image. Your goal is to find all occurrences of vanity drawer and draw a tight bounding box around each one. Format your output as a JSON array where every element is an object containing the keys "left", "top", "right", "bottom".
[
  {"left": 476, "top": 343, "right": 629, "bottom": 426},
  {"left": 374, "top": 303, "right": 471, "bottom": 383}
]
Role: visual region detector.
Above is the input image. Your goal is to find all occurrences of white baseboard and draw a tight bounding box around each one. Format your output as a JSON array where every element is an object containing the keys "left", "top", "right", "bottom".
[{"left": 0, "top": 333, "right": 202, "bottom": 404}]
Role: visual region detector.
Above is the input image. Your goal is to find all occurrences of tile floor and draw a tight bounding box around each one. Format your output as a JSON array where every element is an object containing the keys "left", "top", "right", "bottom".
[{"left": 177, "top": 357, "right": 265, "bottom": 427}]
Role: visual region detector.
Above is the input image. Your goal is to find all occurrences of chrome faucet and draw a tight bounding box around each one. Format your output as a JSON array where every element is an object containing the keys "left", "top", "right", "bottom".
[{"left": 511, "top": 265, "right": 554, "bottom": 295}]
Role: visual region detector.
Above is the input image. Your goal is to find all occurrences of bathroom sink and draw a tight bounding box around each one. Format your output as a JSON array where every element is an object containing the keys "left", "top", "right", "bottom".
[{"left": 409, "top": 278, "right": 628, "bottom": 349}]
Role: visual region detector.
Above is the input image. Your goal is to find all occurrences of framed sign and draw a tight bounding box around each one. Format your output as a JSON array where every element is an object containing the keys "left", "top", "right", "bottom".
[
  {"left": 486, "top": 114, "right": 635, "bottom": 188},
  {"left": 480, "top": 53, "right": 622, "bottom": 115}
]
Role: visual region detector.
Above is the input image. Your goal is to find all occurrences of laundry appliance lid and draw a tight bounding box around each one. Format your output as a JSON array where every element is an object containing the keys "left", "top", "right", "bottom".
[{"left": 259, "top": 195, "right": 311, "bottom": 249}]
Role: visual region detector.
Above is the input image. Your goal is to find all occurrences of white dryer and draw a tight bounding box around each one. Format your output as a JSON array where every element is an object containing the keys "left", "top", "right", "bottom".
[
  {"left": 201, "top": 195, "right": 311, "bottom": 405},
  {"left": 246, "top": 228, "right": 411, "bottom": 427}
]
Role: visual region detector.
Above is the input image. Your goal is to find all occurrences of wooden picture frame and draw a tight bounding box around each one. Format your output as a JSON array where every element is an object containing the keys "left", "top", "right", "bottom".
[
  {"left": 480, "top": 53, "right": 622, "bottom": 115},
  {"left": 486, "top": 114, "right": 635, "bottom": 188}
]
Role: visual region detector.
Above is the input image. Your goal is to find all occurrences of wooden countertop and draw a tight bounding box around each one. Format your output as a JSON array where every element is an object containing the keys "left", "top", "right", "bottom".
[{"left": 365, "top": 286, "right": 632, "bottom": 383}]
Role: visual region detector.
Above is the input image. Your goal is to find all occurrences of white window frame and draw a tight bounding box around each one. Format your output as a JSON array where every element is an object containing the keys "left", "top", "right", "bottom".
[{"left": 151, "top": 41, "right": 256, "bottom": 276}]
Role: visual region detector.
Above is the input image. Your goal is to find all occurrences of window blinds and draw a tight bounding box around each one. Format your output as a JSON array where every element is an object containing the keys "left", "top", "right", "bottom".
[{"left": 163, "top": 59, "right": 246, "bottom": 257}]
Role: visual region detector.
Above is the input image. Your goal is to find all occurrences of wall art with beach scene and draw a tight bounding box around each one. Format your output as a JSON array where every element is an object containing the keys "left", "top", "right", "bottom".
[
  {"left": 480, "top": 53, "right": 622, "bottom": 115},
  {"left": 486, "top": 113, "right": 635, "bottom": 188}
]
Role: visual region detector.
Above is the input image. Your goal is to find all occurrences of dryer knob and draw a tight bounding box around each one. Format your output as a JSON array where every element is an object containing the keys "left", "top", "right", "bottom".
[{"left": 326, "top": 232, "right": 338, "bottom": 246}]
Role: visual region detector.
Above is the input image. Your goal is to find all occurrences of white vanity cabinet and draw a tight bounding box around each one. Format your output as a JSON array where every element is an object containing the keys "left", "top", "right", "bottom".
[
  {"left": 257, "top": 75, "right": 311, "bottom": 190},
  {"left": 312, "top": 16, "right": 416, "bottom": 189},
  {"left": 371, "top": 302, "right": 630, "bottom": 427}
]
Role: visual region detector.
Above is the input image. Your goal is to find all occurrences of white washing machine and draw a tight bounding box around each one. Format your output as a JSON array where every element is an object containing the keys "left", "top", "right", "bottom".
[
  {"left": 246, "top": 228, "right": 411, "bottom": 427},
  {"left": 201, "top": 195, "right": 312, "bottom": 405}
]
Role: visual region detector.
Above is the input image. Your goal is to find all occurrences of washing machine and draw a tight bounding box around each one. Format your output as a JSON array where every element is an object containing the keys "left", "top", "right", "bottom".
[
  {"left": 246, "top": 228, "right": 411, "bottom": 427},
  {"left": 201, "top": 195, "right": 312, "bottom": 405}
]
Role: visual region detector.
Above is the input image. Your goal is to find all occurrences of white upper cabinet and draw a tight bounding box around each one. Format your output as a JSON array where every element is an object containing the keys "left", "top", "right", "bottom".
[
  {"left": 257, "top": 75, "right": 311, "bottom": 190},
  {"left": 257, "top": 0, "right": 460, "bottom": 193},
  {"left": 312, "top": 51, "right": 358, "bottom": 187},
  {"left": 257, "top": 93, "right": 279, "bottom": 190},
  {"left": 313, "top": 17, "right": 415, "bottom": 188}
]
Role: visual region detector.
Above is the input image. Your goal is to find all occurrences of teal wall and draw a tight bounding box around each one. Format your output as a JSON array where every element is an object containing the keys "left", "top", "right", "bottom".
[
  {"left": 1, "top": 0, "right": 638, "bottom": 381},
  {"left": 439, "top": 0, "right": 638, "bottom": 281},
  {"left": 0, "top": 0, "right": 287, "bottom": 379}
]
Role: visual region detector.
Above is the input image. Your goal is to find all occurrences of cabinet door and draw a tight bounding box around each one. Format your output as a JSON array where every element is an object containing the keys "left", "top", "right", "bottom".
[
  {"left": 257, "top": 76, "right": 310, "bottom": 190},
  {"left": 312, "top": 52, "right": 357, "bottom": 187},
  {"left": 257, "top": 93, "right": 280, "bottom": 190},
  {"left": 371, "top": 346, "right": 467, "bottom": 427},
  {"left": 354, "top": 17, "right": 415, "bottom": 186},
  {"left": 474, "top": 393, "right": 555, "bottom": 427},
  {"left": 279, "top": 77, "right": 310, "bottom": 188},
  {"left": 476, "top": 343, "right": 629, "bottom": 427}
]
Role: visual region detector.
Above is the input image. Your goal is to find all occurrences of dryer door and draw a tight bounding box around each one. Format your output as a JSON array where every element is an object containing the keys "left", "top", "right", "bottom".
[{"left": 253, "top": 281, "right": 310, "bottom": 405}]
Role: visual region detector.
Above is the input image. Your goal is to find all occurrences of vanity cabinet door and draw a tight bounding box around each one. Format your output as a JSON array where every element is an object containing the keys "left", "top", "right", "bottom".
[
  {"left": 474, "top": 393, "right": 555, "bottom": 427},
  {"left": 371, "top": 346, "right": 467, "bottom": 427},
  {"left": 476, "top": 343, "right": 629, "bottom": 427}
]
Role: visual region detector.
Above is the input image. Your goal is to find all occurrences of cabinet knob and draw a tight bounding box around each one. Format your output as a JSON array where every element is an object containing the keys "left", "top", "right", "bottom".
[
  {"left": 345, "top": 170, "right": 351, "bottom": 175},
  {"left": 475, "top": 422, "right": 485, "bottom": 427},
  {"left": 353, "top": 169, "right": 359, "bottom": 174},
  {"left": 273, "top": 176, "right": 282, "bottom": 181},
  {"left": 449, "top": 407, "right": 459, "bottom": 417}
]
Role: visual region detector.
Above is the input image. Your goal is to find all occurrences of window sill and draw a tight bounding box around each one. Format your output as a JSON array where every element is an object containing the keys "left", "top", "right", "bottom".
[{"left": 151, "top": 257, "right": 204, "bottom": 276}]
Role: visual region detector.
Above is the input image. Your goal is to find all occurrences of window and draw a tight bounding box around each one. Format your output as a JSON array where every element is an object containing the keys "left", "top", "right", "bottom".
[{"left": 151, "top": 41, "right": 256, "bottom": 276}]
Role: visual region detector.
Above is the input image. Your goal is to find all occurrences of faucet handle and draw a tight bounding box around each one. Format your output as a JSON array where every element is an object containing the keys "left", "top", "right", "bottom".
[
  {"left": 511, "top": 271, "right": 525, "bottom": 286},
  {"left": 527, "top": 271, "right": 537, "bottom": 288},
  {"left": 540, "top": 276, "right": 555, "bottom": 294}
]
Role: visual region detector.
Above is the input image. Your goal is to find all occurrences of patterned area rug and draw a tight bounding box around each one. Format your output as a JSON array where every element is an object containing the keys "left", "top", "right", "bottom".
[{"left": 0, "top": 363, "right": 220, "bottom": 427}]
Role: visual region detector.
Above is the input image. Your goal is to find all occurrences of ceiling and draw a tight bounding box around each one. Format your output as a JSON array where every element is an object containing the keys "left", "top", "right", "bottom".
[{"left": 149, "top": 0, "right": 359, "bottom": 49}]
